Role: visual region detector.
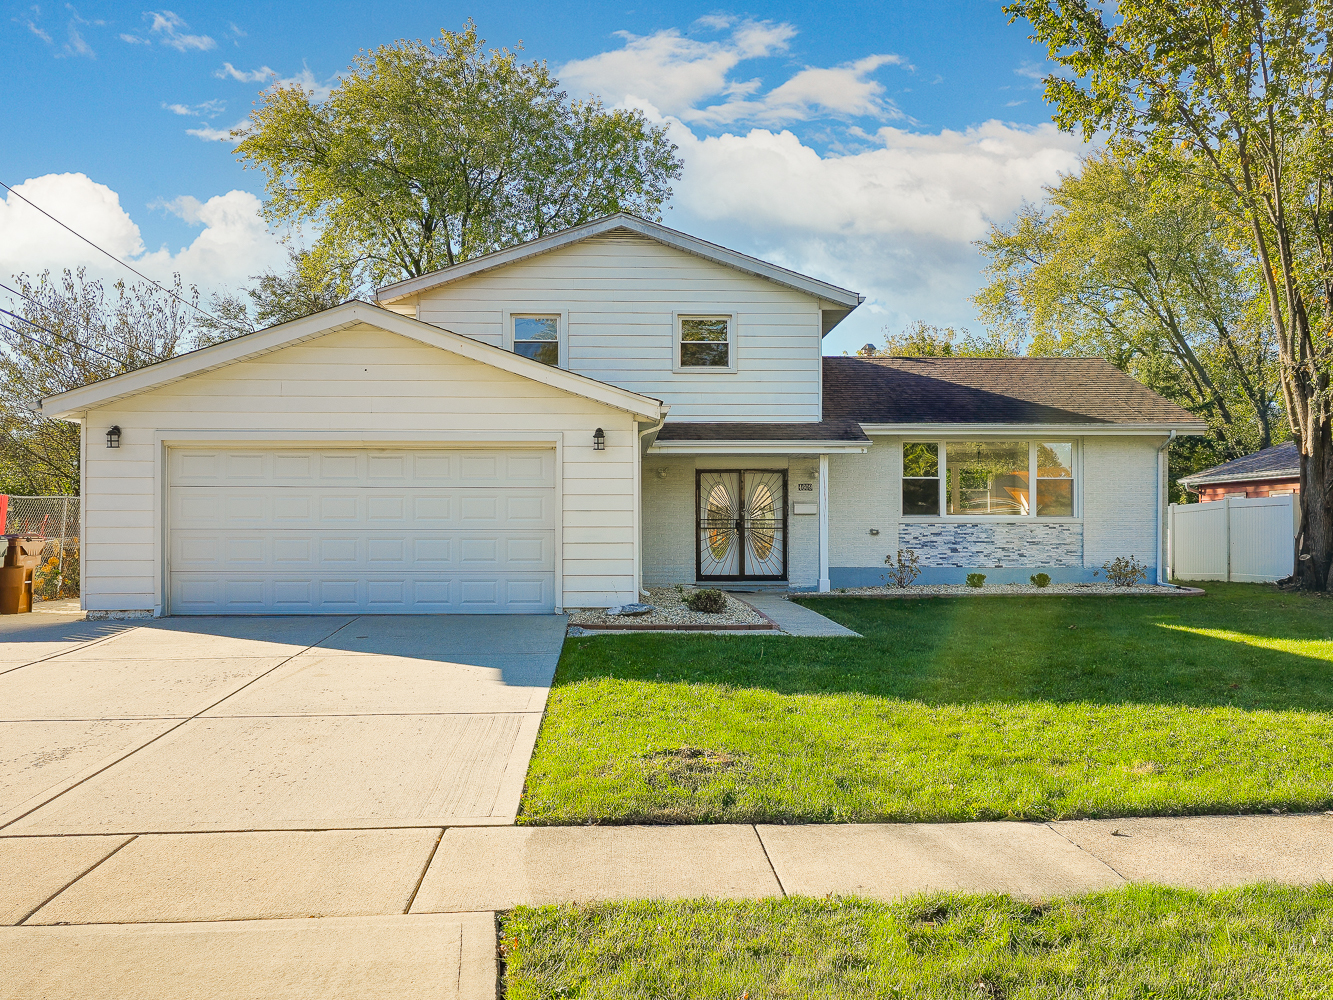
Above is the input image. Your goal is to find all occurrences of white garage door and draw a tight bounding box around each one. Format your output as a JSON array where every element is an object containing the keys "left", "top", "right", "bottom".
[{"left": 167, "top": 447, "right": 557, "bottom": 614}]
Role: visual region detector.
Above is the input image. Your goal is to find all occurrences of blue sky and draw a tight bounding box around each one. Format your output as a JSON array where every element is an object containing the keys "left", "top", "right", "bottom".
[{"left": 2, "top": 1, "right": 1089, "bottom": 354}]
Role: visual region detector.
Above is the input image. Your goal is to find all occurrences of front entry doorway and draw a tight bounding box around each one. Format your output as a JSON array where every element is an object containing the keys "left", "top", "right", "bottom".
[{"left": 696, "top": 470, "right": 788, "bottom": 581}]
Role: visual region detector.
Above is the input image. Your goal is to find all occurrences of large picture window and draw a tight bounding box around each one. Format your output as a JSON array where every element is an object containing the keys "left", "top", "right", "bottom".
[{"left": 902, "top": 440, "right": 1077, "bottom": 518}]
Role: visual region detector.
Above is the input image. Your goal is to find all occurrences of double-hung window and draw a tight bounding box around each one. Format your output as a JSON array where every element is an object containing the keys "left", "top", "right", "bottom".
[
  {"left": 901, "top": 440, "right": 1077, "bottom": 518},
  {"left": 512, "top": 315, "right": 559, "bottom": 366},
  {"left": 677, "top": 316, "right": 732, "bottom": 369}
]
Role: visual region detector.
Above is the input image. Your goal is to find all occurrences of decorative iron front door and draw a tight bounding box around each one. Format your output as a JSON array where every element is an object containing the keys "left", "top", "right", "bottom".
[{"left": 696, "top": 469, "right": 788, "bottom": 581}]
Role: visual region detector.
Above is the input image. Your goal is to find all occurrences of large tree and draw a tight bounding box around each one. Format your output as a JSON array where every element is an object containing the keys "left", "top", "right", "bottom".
[
  {"left": 0, "top": 269, "right": 198, "bottom": 493},
  {"left": 859, "top": 320, "right": 1023, "bottom": 357},
  {"left": 235, "top": 21, "right": 683, "bottom": 286},
  {"left": 1007, "top": 0, "right": 1333, "bottom": 589},
  {"left": 196, "top": 248, "right": 362, "bottom": 344},
  {"left": 975, "top": 151, "right": 1284, "bottom": 469}
]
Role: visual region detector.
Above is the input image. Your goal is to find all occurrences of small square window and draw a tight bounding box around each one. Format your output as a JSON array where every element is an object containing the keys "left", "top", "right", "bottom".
[
  {"left": 514, "top": 315, "right": 558, "bottom": 366},
  {"left": 679, "top": 317, "right": 730, "bottom": 368}
]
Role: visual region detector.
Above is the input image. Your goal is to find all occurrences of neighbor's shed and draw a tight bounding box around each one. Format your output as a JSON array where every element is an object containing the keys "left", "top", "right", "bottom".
[{"left": 1179, "top": 441, "right": 1299, "bottom": 502}]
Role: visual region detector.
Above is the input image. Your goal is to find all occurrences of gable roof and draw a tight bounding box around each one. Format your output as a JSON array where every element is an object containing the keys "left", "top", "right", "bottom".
[
  {"left": 37, "top": 301, "right": 667, "bottom": 421},
  {"left": 1179, "top": 441, "right": 1299, "bottom": 486},
  {"left": 374, "top": 213, "right": 865, "bottom": 313},
  {"left": 823, "top": 357, "right": 1207, "bottom": 431}
]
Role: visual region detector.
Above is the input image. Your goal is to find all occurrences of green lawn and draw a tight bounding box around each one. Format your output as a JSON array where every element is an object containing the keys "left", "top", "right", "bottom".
[
  {"left": 501, "top": 886, "right": 1333, "bottom": 999},
  {"left": 520, "top": 583, "right": 1333, "bottom": 824}
]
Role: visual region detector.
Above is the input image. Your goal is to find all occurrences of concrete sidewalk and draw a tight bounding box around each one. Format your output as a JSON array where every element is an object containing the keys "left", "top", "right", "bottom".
[{"left": 736, "top": 592, "right": 861, "bottom": 636}]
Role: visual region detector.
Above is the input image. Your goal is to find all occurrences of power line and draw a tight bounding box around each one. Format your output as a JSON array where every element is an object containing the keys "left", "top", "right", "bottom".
[
  {"left": 0, "top": 178, "right": 221, "bottom": 324},
  {"left": 0, "top": 311, "right": 120, "bottom": 364},
  {"left": 0, "top": 281, "right": 165, "bottom": 361}
]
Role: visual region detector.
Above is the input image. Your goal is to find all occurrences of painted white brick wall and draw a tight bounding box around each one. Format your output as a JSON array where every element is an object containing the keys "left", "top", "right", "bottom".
[
  {"left": 640, "top": 456, "right": 819, "bottom": 588},
  {"left": 1082, "top": 436, "right": 1163, "bottom": 572},
  {"left": 828, "top": 441, "right": 897, "bottom": 568}
]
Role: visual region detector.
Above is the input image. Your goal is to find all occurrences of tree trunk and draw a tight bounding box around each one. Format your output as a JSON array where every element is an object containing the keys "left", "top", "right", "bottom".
[{"left": 1297, "top": 420, "right": 1333, "bottom": 590}]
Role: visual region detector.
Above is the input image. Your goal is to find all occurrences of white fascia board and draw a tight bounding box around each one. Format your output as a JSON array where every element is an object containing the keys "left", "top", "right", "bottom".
[
  {"left": 858, "top": 422, "right": 1208, "bottom": 437},
  {"left": 39, "top": 301, "right": 666, "bottom": 422},
  {"left": 375, "top": 214, "right": 864, "bottom": 309},
  {"left": 650, "top": 440, "right": 871, "bottom": 455}
]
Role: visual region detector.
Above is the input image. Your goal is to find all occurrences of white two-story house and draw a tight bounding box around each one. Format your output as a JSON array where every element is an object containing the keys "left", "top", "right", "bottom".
[{"left": 39, "top": 215, "right": 1205, "bottom": 615}]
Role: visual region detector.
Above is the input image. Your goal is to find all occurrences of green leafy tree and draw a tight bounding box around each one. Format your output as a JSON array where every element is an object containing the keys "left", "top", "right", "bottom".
[
  {"left": 197, "top": 249, "right": 363, "bottom": 344},
  {"left": 1008, "top": 0, "right": 1333, "bottom": 589},
  {"left": 234, "top": 21, "right": 683, "bottom": 286},
  {"left": 859, "top": 321, "right": 1022, "bottom": 357},
  {"left": 974, "top": 151, "right": 1285, "bottom": 488},
  {"left": 0, "top": 269, "right": 198, "bottom": 493}
]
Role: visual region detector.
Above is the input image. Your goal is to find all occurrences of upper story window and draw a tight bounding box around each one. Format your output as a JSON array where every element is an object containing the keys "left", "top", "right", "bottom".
[
  {"left": 902, "top": 440, "right": 1077, "bottom": 518},
  {"left": 678, "top": 315, "right": 731, "bottom": 369},
  {"left": 513, "top": 315, "right": 559, "bottom": 366}
]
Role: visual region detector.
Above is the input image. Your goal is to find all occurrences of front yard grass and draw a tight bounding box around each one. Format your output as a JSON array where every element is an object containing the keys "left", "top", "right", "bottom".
[
  {"left": 520, "top": 583, "right": 1333, "bottom": 824},
  {"left": 501, "top": 886, "right": 1333, "bottom": 999}
]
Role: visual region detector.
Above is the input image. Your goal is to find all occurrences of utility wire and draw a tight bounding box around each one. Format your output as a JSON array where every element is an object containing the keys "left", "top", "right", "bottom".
[
  {"left": 0, "top": 178, "right": 221, "bottom": 323},
  {"left": 0, "top": 312, "right": 121, "bottom": 364},
  {"left": 0, "top": 281, "right": 165, "bottom": 361}
]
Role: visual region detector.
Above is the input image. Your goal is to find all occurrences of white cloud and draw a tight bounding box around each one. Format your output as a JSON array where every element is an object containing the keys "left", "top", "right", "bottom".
[
  {"left": 662, "top": 119, "right": 1088, "bottom": 349},
  {"left": 18, "top": 6, "right": 53, "bottom": 44},
  {"left": 560, "top": 21, "right": 908, "bottom": 127},
  {"left": 145, "top": 10, "right": 214, "bottom": 52},
  {"left": 185, "top": 119, "right": 247, "bottom": 142},
  {"left": 559, "top": 20, "right": 796, "bottom": 120},
  {"left": 163, "top": 99, "right": 225, "bottom": 118},
  {"left": 214, "top": 61, "right": 336, "bottom": 101},
  {"left": 119, "top": 32, "right": 147, "bottom": 44},
  {"left": 0, "top": 173, "right": 283, "bottom": 294}
]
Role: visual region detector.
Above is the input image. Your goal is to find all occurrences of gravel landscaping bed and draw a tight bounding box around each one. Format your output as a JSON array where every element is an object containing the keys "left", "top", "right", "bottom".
[
  {"left": 804, "top": 582, "right": 1196, "bottom": 598},
  {"left": 568, "top": 586, "right": 770, "bottom": 629}
]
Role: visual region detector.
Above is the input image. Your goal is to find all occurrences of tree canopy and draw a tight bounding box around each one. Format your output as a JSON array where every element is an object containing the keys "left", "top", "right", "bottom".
[
  {"left": 858, "top": 321, "right": 1022, "bottom": 358},
  {"left": 975, "top": 151, "right": 1284, "bottom": 471},
  {"left": 0, "top": 269, "right": 201, "bottom": 493},
  {"left": 1007, "top": 0, "right": 1333, "bottom": 587},
  {"left": 235, "top": 21, "right": 683, "bottom": 287}
]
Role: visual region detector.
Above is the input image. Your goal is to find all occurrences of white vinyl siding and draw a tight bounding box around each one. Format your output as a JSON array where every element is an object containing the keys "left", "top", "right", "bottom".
[
  {"left": 405, "top": 235, "right": 823, "bottom": 421},
  {"left": 79, "top": 324, "right": 638, "bottom": 613}
]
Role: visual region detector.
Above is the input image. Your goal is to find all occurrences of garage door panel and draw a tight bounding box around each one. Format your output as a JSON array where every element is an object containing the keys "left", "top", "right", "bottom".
[
  {"left": 171, "top": 530, "right": 553, "bottom": 572},
  {"left": 170, "top": 572, "right": 555, "bottom": 614},
  {"left": 170, "top": 448, "right": 555, "bottom": 488},
  {"left": 170, "top": 487, "right": 555, "bottom": 530}
]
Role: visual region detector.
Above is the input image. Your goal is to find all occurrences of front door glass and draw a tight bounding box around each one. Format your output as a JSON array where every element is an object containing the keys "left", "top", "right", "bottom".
[{"left": 697, "top": 470, "right": 787, "bottom": 580}]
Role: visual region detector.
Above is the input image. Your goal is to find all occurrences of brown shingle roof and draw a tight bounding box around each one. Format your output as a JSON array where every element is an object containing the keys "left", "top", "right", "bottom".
[
  {"left": 822, "top": 356, "right": 1201, "bottom": 425},
  {"left": 656, "top": 418, "right": 869, "bottom": 443}
]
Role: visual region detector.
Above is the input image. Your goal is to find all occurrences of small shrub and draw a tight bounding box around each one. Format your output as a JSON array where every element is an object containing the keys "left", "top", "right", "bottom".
[
  {"left": 966, "top": 573, "right": 986, "bottom": 588},
  {"left": 1102, "top": 555, "right": 1148, "bottom": 587},
  {"left": 683, "top": 588, "right": 727, "bottom": 613},
  {"left": 882, "top": 548, "right": 921, "bottom": 588},
  {"left": 1030, "top": 572, "right": 1051, "bottom": 588}
]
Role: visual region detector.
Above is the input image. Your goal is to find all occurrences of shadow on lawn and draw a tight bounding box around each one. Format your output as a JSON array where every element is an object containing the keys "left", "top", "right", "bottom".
[{"left": 555, "top": 583, "right": 1333, "bottom": 712}]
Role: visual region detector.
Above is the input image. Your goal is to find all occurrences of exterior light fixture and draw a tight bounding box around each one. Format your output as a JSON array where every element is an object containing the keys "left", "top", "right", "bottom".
[
  {"left": 593, "top": 428, "right": 606, "bottom": 451},
  {"left": 106, "top": 425, "right": 121, "bottom": 449}
]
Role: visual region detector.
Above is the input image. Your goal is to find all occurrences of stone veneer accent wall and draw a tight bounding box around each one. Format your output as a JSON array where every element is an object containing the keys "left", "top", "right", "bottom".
[{"left": 899, "top": 522, "right": 1083, "bottom": 568}]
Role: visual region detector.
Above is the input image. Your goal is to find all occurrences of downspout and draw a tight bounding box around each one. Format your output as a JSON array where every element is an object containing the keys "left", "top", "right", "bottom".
[
  {"left": 1156, "top": 430, "right": 1176, "bottom": 585},
  {"left": 635, "top": 408, "right": 668, "bottom": 598}
]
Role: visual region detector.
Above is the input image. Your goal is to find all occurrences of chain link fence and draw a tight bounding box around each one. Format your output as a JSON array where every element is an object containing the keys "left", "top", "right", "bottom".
[{"left": 4, "top": 495, "right": 80, "bottom": 600}]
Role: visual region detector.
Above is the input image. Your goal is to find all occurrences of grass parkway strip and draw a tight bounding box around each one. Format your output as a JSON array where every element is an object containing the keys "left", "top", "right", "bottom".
[
  {"left": 519, "top": 583, "right": 1333, "bottom": 825},
  {"left": 499, "top": 886, "right": 1333, "bottom": 999}
]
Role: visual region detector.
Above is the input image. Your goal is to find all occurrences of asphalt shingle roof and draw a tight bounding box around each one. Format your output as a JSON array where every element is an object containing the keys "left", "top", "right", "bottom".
[
  {"left": 821, "top": 356, "right": 1201, "bottom": 425},
  {"left": 1179, "top": 441, "right": 1300, "bottom": 485},
  {"left": 655, "top": 418, "right": 869, "bottom": 443}
]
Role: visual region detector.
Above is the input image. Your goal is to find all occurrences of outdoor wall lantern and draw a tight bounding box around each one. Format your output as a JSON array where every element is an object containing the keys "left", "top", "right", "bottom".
[
  {"left": 106, "top": 425, "right": 121, "bottom": 449},
  {"left": 593, "top": 428, "right": 605, "bottom": 451}
]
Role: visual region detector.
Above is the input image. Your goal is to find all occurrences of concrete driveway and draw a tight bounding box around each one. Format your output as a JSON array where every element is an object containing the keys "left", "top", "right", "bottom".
[
  {"left": 0, "top": 609, "right": 563, "bottom": 996},
  {"left": 1, "top": 611, "right": 564, "bottom": 833}
]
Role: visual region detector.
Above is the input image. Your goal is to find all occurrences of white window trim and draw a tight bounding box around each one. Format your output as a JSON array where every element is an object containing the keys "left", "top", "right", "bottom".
[
  {"left": 502, "top": 309, "right": 568, "bottom": 369},
  {"left": 672, "top": 311, "right": 737, "bottom": 374},
  {"left": 900, "top": 438, "right": 1083, "bottom": 522}
]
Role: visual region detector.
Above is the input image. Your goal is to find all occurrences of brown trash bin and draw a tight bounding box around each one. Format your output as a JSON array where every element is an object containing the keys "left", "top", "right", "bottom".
[{"left": 0, "top": 536, "right": 44, "bottom": 614}]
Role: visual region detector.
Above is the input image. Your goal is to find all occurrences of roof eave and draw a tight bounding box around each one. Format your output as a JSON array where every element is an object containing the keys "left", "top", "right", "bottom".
[
  {"left": 374, "top": 213, "right": 864, "bottom": 310},
  {"left": 1179, "top": 468, "right": 1301, "bottom": 486},
  {"left": 650, "top": 440, "right": 871, "bottom": 455},
  {"left": 856, "top": 421, "right": 1209, "bottom": 436},
  {"left": 38, "top": 301, "right": 666, "bottom": 422}
]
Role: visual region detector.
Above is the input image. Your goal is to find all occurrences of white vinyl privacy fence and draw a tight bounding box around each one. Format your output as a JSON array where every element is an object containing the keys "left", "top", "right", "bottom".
[{"left": 1168, "top": 494, "right": 1297, "bottom": 583}]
